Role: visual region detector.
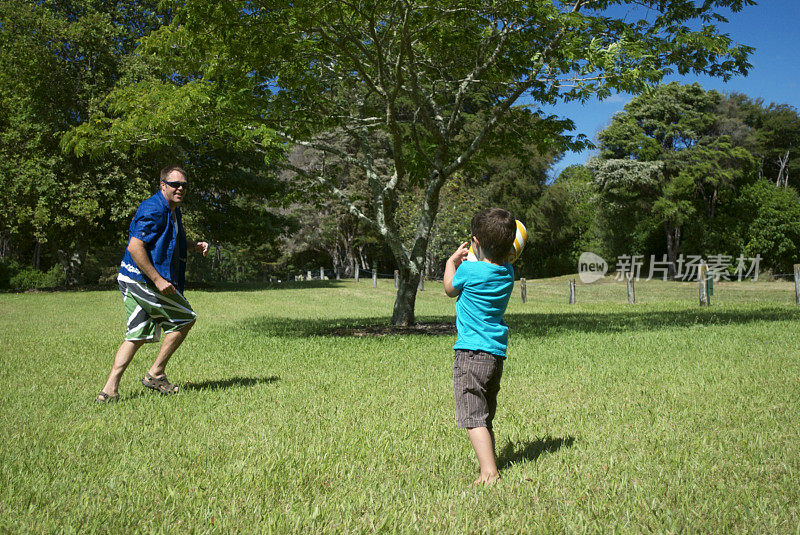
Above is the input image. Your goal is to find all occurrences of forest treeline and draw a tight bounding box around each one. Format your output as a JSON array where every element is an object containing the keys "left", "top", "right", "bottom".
[{"left": 2, "top": 1, "right": 798, "bottom": 291}]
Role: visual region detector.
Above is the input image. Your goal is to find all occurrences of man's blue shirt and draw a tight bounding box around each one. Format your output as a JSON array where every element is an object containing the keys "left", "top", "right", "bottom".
[
  {"left": 119, "top": 191, "right": 187, "bottom": 292},
  {"left": 452, "top": 260, "right": 514, "bottom": 357}
]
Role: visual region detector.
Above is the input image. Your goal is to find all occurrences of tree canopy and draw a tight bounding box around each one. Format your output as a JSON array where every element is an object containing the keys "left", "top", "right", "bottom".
[
  {"left": 0, "top": 0, "right": 169, "bottom": 280},
  {"left": 64, "top": 0, "right": 757, "bottom": 322},
  {"left": 590, "top": 82, "right": 799, "bottom": 276}
]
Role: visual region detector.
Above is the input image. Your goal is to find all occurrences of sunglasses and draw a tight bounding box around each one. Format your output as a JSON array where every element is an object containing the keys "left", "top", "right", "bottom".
[{"left": 162, "top": 180, "right": 188, "bottom": 190}]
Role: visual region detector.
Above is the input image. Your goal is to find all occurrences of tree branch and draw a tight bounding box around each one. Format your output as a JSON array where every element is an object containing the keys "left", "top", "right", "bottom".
[{"left": 443, "top": 0, "right": 589, "bottom": 176}]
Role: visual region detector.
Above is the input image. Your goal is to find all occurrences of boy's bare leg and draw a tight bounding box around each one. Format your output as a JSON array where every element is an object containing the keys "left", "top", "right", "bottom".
[
  {"left": 148, "top": 321, "right": 194, "bottom": 379},
  {"left": 468, "top": 427, "right": 500, "bottom": 484},
  {"left": 99, "top": 339, "right": 146, "bottom": 398}
]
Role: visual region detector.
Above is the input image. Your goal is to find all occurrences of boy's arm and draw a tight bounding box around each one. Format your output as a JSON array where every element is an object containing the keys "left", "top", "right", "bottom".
[{"left": 444, "top": 241, "right": 469, "bottom": 297}]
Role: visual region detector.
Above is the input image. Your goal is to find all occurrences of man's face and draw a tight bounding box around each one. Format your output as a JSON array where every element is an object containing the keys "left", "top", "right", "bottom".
[{"left": 160, "top": 170, "right": 188, "bottom": 206}]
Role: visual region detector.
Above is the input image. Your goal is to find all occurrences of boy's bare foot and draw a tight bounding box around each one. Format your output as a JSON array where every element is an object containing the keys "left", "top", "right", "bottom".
[{"left": 473, "top": 472, "right": 500, "bottom": 485}]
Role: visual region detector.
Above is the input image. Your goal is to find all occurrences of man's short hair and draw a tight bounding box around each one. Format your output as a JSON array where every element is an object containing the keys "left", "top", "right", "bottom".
[
  {"left": 160, "top": 166, "right": 187, "bottom": 182},
  {"left": 471, "top": 208, "right": 516, "bottom": 263}
]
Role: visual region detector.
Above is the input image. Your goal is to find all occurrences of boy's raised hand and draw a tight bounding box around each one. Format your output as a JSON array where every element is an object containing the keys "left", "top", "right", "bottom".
[
  {"left": 444, "top": 241, "right": 470, "bottom": 297},
  {"left": 449, "top": 241, "right": 470, "bottom": 269}
]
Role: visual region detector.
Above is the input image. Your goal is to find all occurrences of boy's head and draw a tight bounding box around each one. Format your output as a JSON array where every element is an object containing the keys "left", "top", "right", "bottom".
[{"left": 471, "top": 208, "right": 516, "bottom": 263}]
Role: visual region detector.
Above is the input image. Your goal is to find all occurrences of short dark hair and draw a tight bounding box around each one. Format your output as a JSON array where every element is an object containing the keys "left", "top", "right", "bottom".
[
  {"left": 471, "top": 208, "right": 516, "bottom": 263},
  {"left": 160, "top": 166, "right": 187, "bottom": 182}
]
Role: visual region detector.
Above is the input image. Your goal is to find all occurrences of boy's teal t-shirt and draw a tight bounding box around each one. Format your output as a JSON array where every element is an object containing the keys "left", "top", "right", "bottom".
[{"left": 451, "top": 260, "right": 514, "bottom": 357}]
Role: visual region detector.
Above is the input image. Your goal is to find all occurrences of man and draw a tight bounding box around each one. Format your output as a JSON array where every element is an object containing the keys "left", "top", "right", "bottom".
[{"left": 96, "top": 166, "right": 209, "bottom": 402}]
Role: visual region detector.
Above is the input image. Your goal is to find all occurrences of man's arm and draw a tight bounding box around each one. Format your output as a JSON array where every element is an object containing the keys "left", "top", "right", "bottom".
[
  {"left": 187, "top": 239, "right": 209, "bottom": 256},
  {"left": 444, "top": 241, "right": 469, "bottom": 297},
  {"left": 128, "top": 237, "right": 176, "bottom": 294}
]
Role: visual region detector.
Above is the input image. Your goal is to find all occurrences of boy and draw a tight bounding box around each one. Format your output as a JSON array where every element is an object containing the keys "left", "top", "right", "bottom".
[{"left": 444, "top": 208, "right": 516, "bottom": 484}]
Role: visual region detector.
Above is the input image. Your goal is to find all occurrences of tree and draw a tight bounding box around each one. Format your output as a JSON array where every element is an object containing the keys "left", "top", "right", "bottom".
[
  {"left": 0, "top": 1, "right": 167, "bottom": 280},
  {"left": 716, "top": 93, "right": 800, "bottom": 188},
  {"left": 395, "top": 175, "right": 489, "bottom": 279},
  {"left": 733, "top": 180, "right": 800, "bottom": 275},
  {"left": 590, "top": 83, "right": 758, "bottom": 276},
  {"left": 278, "top": 144, "right": 382, "bottom": 277},
  {"left": 69, "top": 0, "right": 754, "bottom": 324},
  {"left": 748, "top": 102, "right": 800, "bottom": 188},
  {"left": 529, "top": 165, "right": 599, "bottom": 277},
  {"left": 0, "top": 2, "right": 291, "bottom": 285},
  {"left": 463, "top": 110, "right": 562, "bottom": 277}
]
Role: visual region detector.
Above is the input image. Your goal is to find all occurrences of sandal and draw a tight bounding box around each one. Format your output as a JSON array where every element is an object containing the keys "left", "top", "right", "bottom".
[
  {"left": 141, "top": 372, "right": 179, "bottom": 395},
  {"left": 95, "top": 391, "right": 120, "bottom": 403}
]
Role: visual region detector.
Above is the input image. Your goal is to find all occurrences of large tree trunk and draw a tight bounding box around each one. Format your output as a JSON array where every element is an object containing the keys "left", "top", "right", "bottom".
[{"left": 391, "top": 265, "right": 421, "bottom": 326}]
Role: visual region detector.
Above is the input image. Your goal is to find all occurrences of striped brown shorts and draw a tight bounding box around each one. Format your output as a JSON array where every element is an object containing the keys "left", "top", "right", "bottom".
[{"left": 453, "top": 349, "right": 504, "bottom": 429}]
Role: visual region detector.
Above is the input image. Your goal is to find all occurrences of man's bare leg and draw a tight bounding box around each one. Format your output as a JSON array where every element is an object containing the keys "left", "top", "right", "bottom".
[
  {"left": 147, "top": 321, "right": 194, "bottom": 388},
  {"left": 468, "top": 427, "right": 500, "bottom": 485},
  {"left": 99, "top": 339, "right": 146, "bottom": 398}
]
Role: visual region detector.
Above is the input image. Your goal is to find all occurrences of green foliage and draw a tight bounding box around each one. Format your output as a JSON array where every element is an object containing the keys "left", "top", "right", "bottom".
[
  {"left": 736, "top": 181, "right": 800, "bottom": 274},
  {"left": 720, "top": 94, "right": 800, "bottom": 188},
  {"left": 395, "top": 176, "right": 488, "bottom": 277},
  {"left": 186, "top": 242, "right": 287, "bottom": 284},
  {"left": 8, "top": 264, "right": 65, "bottom": 291},
  {"left": 1, "top": 1, "right": 290, "bottom": 284},
  {"left": 598, "top": 83, "right": 722, "bottom": 160},
  {"left": 526, "top": 165, "right": 601, "bottom": 277},
  {"left": 590, "top": 82, "right": 800, "bottom": 276},
  {"left": 591, "top": 83, "right": 765, "bottom": 273},
  {"left": 0, "top": 0, "right": 167, "bottom": 278},
  {"left": 66, "top": 0, "right": 755, "bottom": 323}
]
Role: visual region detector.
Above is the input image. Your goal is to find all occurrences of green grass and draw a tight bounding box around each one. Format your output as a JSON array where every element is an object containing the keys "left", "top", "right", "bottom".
[{"left": 1, "top": 277, "right": 799, "bottom": 533}]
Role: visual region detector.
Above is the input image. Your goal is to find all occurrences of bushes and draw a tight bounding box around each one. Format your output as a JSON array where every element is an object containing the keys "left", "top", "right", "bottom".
[{"left": 7, "top": 264, "right": 66, "bottom": 291}]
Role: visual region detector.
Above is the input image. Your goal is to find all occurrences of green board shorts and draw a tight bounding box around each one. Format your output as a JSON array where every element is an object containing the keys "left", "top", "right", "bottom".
[{"left": 118, "top": 277, "right": 196, "bottom": 342}]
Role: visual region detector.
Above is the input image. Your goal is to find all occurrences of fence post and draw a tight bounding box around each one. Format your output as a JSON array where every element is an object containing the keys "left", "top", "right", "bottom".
[
  {"left": 794, "top": 264, "right": 800, "bottom": 306},
  {"left": 394, "top": 270, "right": 399, "bottom": 289},
  {"left": 354, "top": 264, "right": 360, "bottom": 283},
  {"left": 520, "top": 278, "right": 527, "bottom": 303},
  {"left": 320, "top": 266, "right": 325, "bottom": 280},
  {"left": 568, "top": 279, "right": 575, "bottom": 304},
  {"left": 372, "top": 262, "right": 378, "bottom": 288},
  {"left": 627, "top": 274, "right": 635, "bottom": 304},
  {"left": 699, "top": 262, "right": 709, "bottom": 306},
  {"left": 418, "top": 274, "right": 424, "bottom": 291},
  {"left": 336, "top": 267, "right": 340, "bottom": 280}
]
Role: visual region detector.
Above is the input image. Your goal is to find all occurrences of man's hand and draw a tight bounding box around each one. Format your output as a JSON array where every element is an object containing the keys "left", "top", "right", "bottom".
[
  {"left": 155, "top": 277, "right": 176, "bottom": 295},
  {"left": 129, "top": 237, "right": 176, "bottom": 294},
  {"left": 193, "top": 241, "right": 210, "bottom": 256}
]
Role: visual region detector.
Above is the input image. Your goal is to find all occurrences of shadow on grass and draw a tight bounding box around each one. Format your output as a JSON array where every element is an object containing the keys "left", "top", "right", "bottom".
[
  {"left": 189, "top": 280, "right": 354, "bottom": 292},
  {"left": 237, "top": 306, "right": 799, "bottom": 338},
  {"left": 497, "top": 436, "right": 575, "bottom": 468},
  {"left": 505, "top": 307, "right": 799, "bottom": 337},
  {"left": 182, "top": 375, "right": 280, "bottom": 391}
]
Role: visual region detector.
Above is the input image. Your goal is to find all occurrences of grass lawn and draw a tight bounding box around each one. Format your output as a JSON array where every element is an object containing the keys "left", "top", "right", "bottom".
[{"left": 1, "top": 277, "right": 799, "bottom": 533}]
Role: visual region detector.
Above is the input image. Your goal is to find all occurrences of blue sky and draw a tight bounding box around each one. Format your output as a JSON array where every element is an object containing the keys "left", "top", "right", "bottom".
[{"left": 544, "top": 1, "right": 800, "bottom": 177}]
